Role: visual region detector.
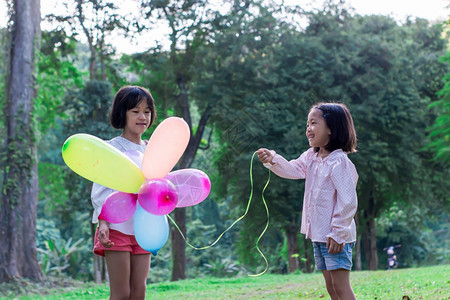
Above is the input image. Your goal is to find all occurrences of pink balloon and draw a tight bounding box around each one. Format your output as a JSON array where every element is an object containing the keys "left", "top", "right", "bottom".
[
  {"left": 138, "top": 179, "right": 178, "bottom": 215},
  {"left": 142, "top": 117, "right": 190, "bottom": 179},
  {"left": 98, "top": 192, "right": 137, "bottom": 223},
  {"left": 165, "top": 169, "right": 211, "bottom": 208}
]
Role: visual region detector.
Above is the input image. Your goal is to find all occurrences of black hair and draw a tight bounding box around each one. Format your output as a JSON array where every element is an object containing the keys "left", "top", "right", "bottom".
[
  {"left": 110, "top": 86, "right": 156, "bottom": 129},
  {"left": 310, "top": 102, "right": 357, "bottom": 153}
]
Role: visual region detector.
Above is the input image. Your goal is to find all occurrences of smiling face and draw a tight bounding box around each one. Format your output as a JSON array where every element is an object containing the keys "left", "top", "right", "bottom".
[
  {"left": 123, "top": 100, "right": 152, "bottom": 138},
  {"left": 306, "top": 108, "right": 331, "bottom": 150}
]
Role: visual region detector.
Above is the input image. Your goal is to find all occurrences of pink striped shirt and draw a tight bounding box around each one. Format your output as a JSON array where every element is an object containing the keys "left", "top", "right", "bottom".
[{"left": 266, "top": 148, "right": 358, "bottom": 244}]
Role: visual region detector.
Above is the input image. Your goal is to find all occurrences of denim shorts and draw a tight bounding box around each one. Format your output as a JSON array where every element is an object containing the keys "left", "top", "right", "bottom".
[{"left": 313, "top": 241, "right": 355, "bottom": 271}]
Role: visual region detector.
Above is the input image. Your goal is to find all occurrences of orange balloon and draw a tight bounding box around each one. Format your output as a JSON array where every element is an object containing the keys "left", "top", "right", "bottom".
[{"left": 142, "top": 117, "right": 190, "bottom": 179}]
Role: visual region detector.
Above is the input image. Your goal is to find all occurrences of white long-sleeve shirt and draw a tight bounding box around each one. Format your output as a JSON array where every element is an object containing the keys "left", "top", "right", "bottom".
[
  {"left": 266, "top": 148, "right": 358, "bottom": 244},
  {"left": 91, "top": 136, "right": 146, "bottom": 235}
]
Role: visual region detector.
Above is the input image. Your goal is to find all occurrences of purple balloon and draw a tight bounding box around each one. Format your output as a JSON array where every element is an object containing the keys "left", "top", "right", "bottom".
[
  {"left": 138, "top": 179, "right": 178, "bottom": 215},
  {"left": 165, "top": 169, "right": 211, "bottom": 208},
  {"left": 98, "top": 191, "right": 137, "bottom": 223}
]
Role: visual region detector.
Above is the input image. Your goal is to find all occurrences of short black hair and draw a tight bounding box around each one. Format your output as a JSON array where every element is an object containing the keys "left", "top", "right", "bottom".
[
  {"left": 110, "top": 86, "right": 156, "bottom": 129},
  {"left": 310, "top": 102, "right": 357, "bottom": 153}
]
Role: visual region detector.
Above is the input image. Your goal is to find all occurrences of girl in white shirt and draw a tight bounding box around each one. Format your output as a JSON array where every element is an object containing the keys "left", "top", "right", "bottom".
[
  {"left": 257, "top": 102, "right": 358, "bottom": 300},
  {"left": 91, "top": 85, "right": 156, "bottom": 300}
]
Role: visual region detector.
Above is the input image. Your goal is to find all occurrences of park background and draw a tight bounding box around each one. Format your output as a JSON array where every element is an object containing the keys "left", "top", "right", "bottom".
[{"left": 0, "top": 0, "right": 449, "bottom": 298}]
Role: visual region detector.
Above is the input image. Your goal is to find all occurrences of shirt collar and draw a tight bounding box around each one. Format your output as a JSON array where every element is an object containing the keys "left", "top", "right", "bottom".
[{"left": 312, "top": 148, "right": 345, "bottom": 163}]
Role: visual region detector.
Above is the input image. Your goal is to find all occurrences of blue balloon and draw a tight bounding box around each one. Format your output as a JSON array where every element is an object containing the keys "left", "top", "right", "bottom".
[{"left": 133, "top": 204, "right": 169, "bottom": 255}]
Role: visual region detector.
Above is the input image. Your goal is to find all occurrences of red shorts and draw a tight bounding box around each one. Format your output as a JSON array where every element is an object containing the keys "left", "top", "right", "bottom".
[{"left": 93, "top": 228, "right": 151, "bottom": 256}]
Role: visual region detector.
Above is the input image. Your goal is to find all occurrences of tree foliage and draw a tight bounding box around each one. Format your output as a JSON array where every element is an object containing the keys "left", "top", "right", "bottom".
[
  {"left": 197, "top": 3, "right": 448, "bottom": 271},
  {"left": 426, "top": 50, "right": 450, "bottom": 164},
  {"left": 45, "top": 0, "right": 130, "bottom": 81},
  {"left": 36, "top": 30, "right": 84, "bottom": 135},
  {"left": 190, "top": 1, "right": 314, "bottom": 272},
  {"left": 1, "top": 0, "right": 448, "bottom": 284}
]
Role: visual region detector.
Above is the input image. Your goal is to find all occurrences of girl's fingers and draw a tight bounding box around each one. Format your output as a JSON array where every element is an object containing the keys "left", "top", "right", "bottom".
[
  {"left": 99, "top": 231, "right": 112, "bottom": 247},
  {"left": 327, "top": 238, "right": 344, "bottom": 254},
  {"left": 257, "top": 149, "right": 273, "bottom": 164},
  {"left": 329, "top": 244, "right": 335, "bottom": 253},
  {"left": 101, "top": 236, "right": 113, "bottom": 247},
  {"left": 257, "top": 150, "right": 268, "bottom": 162},
  {"left": 331, "top": 244, "right": 343, "bottom": 254}
]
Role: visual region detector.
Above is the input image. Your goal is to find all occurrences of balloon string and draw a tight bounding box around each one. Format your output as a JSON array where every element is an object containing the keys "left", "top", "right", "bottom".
[
  {"left": 249, "top": 167, "right": 271, "bottom": 277},
  {"left": 167, "top": 151, "right": 271, "bottom": 276}
]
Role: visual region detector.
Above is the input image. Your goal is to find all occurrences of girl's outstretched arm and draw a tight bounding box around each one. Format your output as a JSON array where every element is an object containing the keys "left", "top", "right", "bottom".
[{"left": 258, "top": 148, "right": 313, "bottom": 180}]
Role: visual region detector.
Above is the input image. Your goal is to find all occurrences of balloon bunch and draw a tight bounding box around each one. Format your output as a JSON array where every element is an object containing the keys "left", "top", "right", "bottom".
[{"left": 62, "top": 117, "right": 211, "bottom": 255}]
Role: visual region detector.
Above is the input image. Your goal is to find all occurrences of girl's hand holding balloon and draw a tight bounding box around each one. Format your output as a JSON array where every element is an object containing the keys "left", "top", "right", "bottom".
[
  {"left": 257, "top": 148, "right": 274, "bottom": 165},
  {"left": 98, "top": 219, "right": 114, "bottom": 248}
]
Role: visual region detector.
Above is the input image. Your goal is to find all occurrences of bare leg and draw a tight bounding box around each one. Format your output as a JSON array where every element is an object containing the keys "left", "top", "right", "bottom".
[
  {"left": 105, "top": 251, "right": 131, "bottom": 300},
  {"left": 322, "top": 270, "right": 339, "bottom": 300},
  {"left": 129, "top": 254, "right": 151, "bottom": 300},
  {"left": 330, "top": 269, "right": 356, "bottom": 300}
]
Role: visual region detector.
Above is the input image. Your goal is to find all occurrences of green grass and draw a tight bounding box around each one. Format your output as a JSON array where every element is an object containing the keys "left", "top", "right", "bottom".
[{"left": 2, "top": 265, "right": 449, "bottom": 299}]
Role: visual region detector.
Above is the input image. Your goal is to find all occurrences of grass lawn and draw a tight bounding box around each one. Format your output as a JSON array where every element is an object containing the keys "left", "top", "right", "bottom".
[{"left": 2, "top": 264, "right": 448, "bottom": 299}]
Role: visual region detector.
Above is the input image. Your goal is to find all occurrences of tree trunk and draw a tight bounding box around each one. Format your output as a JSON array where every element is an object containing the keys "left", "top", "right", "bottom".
[
  {"left": 91, "top": 223, "right": 107, "bottom": 283},
  {"left": 367, "top": 214, "right": 378, "bottom": 270},
  {"left": 285, "top": 223, "right": 300, "bottom": 273},
  {"left": 355, "top": 237, "right": 362, "bottom": 271},
  {"left": 93, "top": 252, "right": 102, "bottom": 283},
  {"left": 303, "top": 238, "right": 312, "bottom": 273},
  {"left": 362, "top": 229, "right": 370, "bottom": 269},
  {"left": 170, "top": 75, "right": 213, "bottom": 281},
  {"left": 76, "top": 0, "right": 97, "bottom": 80},
  {"left": 355, "top": 213, "right": 362, "bottom": 270},
  {"left": 99, "top": 44, "right": 106, "bottom": 81},
  {"left": 0, "top": 0, "right": 42, "bottom": 283},
  {"left": 363, "top": 192, "right": 378, "bottom": 270},
  {"left": 170, "top": 208, "right": 186, "bottom": 281}
]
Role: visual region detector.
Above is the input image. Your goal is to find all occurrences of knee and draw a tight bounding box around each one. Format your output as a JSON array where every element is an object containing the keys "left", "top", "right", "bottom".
[
  {"left": 328, "top": 290, "right": 339, "bottom": 298},
  {"left": 333, "top": 282, "right": 351, "bottom": 297},
  {"left": 325, "top": 283, "right": 338, "bottom": 297},
  {"left": 325, "top": 281, "right": 335, "bottom": 291},
  {"left": 130, "top": 282, "right": 147, "bottom": 299},
  {"left": 110, "top": 288, "right": 131, "bottom": 300}
]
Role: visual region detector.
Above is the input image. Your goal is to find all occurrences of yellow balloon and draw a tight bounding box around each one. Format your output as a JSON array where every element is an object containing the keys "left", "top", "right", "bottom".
[
  {"left": 62, "top": 134, "right": 145, "bottom": 193},
  {"left": 142, "top": 117, "right": 190, "bottom": 179}
]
